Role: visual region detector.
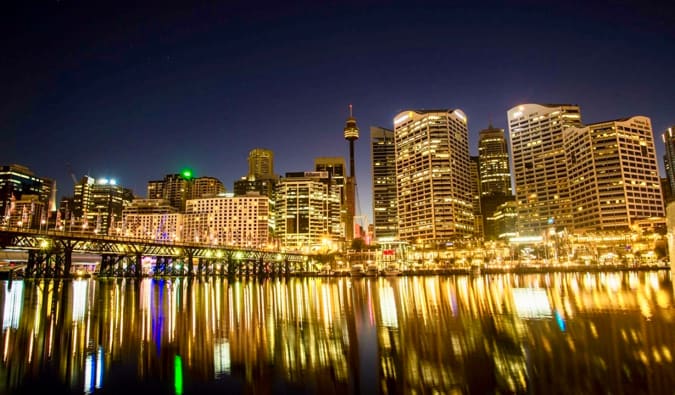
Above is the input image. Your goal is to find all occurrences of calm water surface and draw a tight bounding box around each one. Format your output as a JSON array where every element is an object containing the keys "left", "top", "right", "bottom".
[{"left": 1, "top": 272, "right": 674, "bottom": 394}]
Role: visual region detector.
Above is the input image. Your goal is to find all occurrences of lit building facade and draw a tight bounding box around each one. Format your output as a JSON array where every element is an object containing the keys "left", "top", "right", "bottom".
[
  {"left": 470, "top": 155, "right": 483, "bottom": 239},
  {"left": 393, "top": 109, "right": 474, "bottom": 244},
  {"left": 478, "top": 125, "right": 512, "bottom": 196},
  {"left": 0, "top": 164, "right": 55, "bottom": 227},
  {"left": 73, "top": 176, "right": 134, "bottom": 235},
  {"left": 234, "top": 148, "right": 278, "bottom": 198},
  {"left": 564, "top": 116, "right": 664, "bottom": 231},
  {"left": 507, "top": 104, "right": 582, "bottom": 234},
  {"left": 315, "top": 157, "right": 346, "bottom": 240},
  {"left": 370, "top": 126, "right": 398, "bottom": 240},
  {"left": 478, "top": 124, "right": 514, "bottom": 240},
  {"left": 192, "top": 176, "right": 226, "bottom": 198},
  {"left": 183, "top": 193, "right": 271, "bottom": 248},
  {"left": 275, "top": 172, "right": 341, "bottom": 251},
  {"left": 122, "top": 199, "right": 182, "bottom": 241},
  {"left": 147, "top": 172, "right": 193, "bottom": 211},
  {"left": 248, "top": 148, "right": 275, "bottom": 180},
  {"left": 662, "top": 126, "right": 675, "bottom": 198}
]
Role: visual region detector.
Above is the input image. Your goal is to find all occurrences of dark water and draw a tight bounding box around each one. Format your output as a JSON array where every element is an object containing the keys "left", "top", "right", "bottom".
[{"left": 1, "top": 272, "right": 674, "bottom": 394}]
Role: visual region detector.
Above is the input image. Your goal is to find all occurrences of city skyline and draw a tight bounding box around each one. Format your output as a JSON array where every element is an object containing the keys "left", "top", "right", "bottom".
[{"left": 2, "top": 1, "right": 675, "bottom": 223}]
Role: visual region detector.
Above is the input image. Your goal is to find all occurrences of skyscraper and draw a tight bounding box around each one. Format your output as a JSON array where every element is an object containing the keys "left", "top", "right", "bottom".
[
  {"left": 370, "top": 126, "right": 397, "bottom": 240},
  {"left": 564, "top": 116, "right": 664, "bottom": 231},
  {"left": 275, "top": 172, "right": 341, "bottom": 251},
  {"left": 662, "top": 126, "right": 675, "bottom": 199},
  {"left": 315, "top": 157, "right": 346, "bottom": 239},
  {"left": 478, "top": 124, "right": 514, "bottom": 240},
  {"left": 147, "top": 171, "right": 194, "bottom": 211},
  {"left": 234, "top": 148, "right": 278, "bottom": 198},
  {"left": 393, "top": 109, "right": 474, "bottom": 244},
  {"left": 470, "top": 155, "right": 483, "bottom": 239},
  {"left": 478, "top": 125, "right": 512, "bottom": 196},
  {"left": 248, "top": 148, "right": 275, "bottom": 180},
  {"left": 73, "top": 175, "right": 134, "bottom": 235},
  {"left": 343, "top": 105, "right": 359, "bottom": 243},
  {"left": 507, "top": 104, "right": 582, "bottom": 234}
]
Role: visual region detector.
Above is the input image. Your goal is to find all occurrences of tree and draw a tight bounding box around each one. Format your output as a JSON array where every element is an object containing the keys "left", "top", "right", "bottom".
[{"left": 351, "top": 237, "right": 366, "bottom": 251}]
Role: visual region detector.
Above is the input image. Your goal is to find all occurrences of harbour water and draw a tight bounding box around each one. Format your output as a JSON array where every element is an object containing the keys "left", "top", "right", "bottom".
[{"left": 1, "top": 271, "right": 674, "bottom": 394}]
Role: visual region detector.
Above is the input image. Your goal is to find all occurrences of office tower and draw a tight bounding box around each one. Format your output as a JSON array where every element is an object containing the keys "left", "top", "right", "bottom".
[
  {"left": 343, "top": 106, "right": 359, "bottom": 243},
  {"left": 73, "top": 176, "right": 134, "bottom": 235},
  {"left": 248, "top": 148, "right": 275, "bottom": 180},
  {"left": 234, "top": 148, "right": 278, "bottom": 198},
  {"left": 393, "top": 109, "right": 474, "bottom": 244},
  {"left": 478, "top": 124, "right": 514, "bottom": 240},
  {"left": 275, "top": 172, "right": 341, "bottom": 251},
  {"left": 0, "top": 164, "right": 55, "bottom": 227},
  {"left": 564, "top": 116, "right": 664, "bottom": 231},
  {"left": 507, "top": 104, "right": 582, "bottom": 234},
  {"left": 183, "top": 194, "right": 271, "bottom": 247},
  {"left": 147, "top": 171, "right": 193, "bottom": 211},
  {"left": 192, "top": 176, "right": 226, "bottom": 198},
  {"left": 315, "top": 157, "right": 346, "bottom": 239},
  {"left": 370, "top": 126, "right": 398, "bottom": 240},
  {"left": 478, "top": 125, "right": 512, "bottom": 195},
  {"left": 470, "top": 156, "right": 483, "bottom": 238},
  {"left": 662, "top": 126, "right": 675, "bottom": 197},
  {"left": 121, "top": 199, "right": 181, "bottom": 241}
]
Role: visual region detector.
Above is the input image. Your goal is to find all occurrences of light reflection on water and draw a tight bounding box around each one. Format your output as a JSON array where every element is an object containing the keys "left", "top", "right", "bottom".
[{"left": 0, "top": 272, "right": 674, "bottom": 394}]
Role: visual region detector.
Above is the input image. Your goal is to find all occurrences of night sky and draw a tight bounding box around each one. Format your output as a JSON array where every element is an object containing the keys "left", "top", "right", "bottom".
[{"left": 3, "top": 0, "right": 675, "bottom": 223}]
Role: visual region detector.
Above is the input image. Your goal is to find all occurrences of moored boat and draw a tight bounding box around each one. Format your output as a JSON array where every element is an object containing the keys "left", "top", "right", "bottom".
[
  {"left": 382, "top": 264, "right": 401, "bottom": 276},
  {"left": 350, "top": 263, "right": 365, "bottom": 277},
  {"left": 365, "top": 263, "right": 379, "bottom": 276}
]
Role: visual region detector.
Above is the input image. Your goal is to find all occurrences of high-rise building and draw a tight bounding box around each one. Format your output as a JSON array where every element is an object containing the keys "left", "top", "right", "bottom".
[
  {"left": 247, "top": 148, "right": 275, "bottom": 180},
  {"left": 275, "top": 172, "right": 341, "bottom": 251},
  {"left": 147, "top": 171, "right": 194, "bottom": 211},
  {"left": 564, "top": 116, "right": 664, "bottom": 231},
  {"left": 370, "top": 126, "right": 397, "bottom": 240},
  {"left": 192, "top": 176, "right": 226, "bottom": 199},
  {"left": 315, "top": 157, "right": 346, "bottom": 239},
  {"left": 393, "top": 109, "right": 474, "bottom": 244},
  {"left": 507, "top": 104, "right": 582, "bottom": 234},
  {"left": 477, "top": 124, "right": 514, "bottom": 240},
  {"left": 478, "top": 125, "right": 512, "bottom": 196},
  {"left": 343, "top": 106, "right": 359, "bottom": 243},
  {"left": 662, "top": 126, "right": 675, "bottom": 197},
  {"left": 73, "top": 176, "right": 134, "bottom": 235},
  {"left": 0, "top": 164, "right": 55, "bottom": 227},
  {"left": 234, "top": 148, "right": 278, "bottom": 198},
  {"left": 470, "top": 156, "right": 483, "bottom": 239}
]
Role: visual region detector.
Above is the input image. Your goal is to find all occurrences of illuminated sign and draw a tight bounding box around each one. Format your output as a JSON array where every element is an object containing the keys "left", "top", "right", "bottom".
[
  {"left": 394, "top": 113, "right": 410, "bottom": 125},
  {"left": 453, "top": 109, "right": 467, "bottom": 123}
]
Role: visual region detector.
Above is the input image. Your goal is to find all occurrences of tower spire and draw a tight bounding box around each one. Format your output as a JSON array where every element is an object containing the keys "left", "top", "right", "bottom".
[{"left": 343, "top": 104, "right": 359, "bottom": 243}]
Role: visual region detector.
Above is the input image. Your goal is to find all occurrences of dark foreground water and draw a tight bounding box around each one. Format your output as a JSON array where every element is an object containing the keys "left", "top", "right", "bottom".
[{"left": 1, "top": 272, "right": 674, "bottom": 394}]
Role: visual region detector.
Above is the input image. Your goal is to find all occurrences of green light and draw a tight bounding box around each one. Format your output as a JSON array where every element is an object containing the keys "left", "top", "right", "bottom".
[
  {"left": 174, "top": 355, "right": 183, "bottom": 395},
  {"left": 181, "top": 168, "right": 193, "bottom": 180}
]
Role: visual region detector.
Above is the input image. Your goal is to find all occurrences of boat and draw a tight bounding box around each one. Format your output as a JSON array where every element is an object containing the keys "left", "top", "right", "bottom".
[
  {"left": 349, "top": 263, "right": 365, "bottom": 277},
  {"left": 365, "top": 263, "right": 379, "bottom": 276},
  {"left": 382, "top": 264, "right": 401, "bottom": 276}
]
